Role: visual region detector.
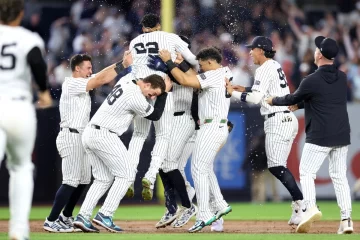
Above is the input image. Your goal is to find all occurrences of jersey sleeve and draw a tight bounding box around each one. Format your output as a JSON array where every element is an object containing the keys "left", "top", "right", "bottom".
[
  {"left": 172, "top": 34, "right": 198, "bottom": 66},
  {"left": 251, "top": 67, "right": 273, "bottom": 94},
  {"left": 129, "top": 92, "right": 154, "bottom": 117},
  {"left": 23, "top": 30, "right": 45, "bottom": 55},
  {"left": 196, "top": 70, "right": 221, "bottom": 89},
  {"left": 68, "top": 78, "right": 90, "bottom": 95}
]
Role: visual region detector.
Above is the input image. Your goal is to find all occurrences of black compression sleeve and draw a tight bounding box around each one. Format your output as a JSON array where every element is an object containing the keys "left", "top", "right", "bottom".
[
  {"left": 27, "top": 47, "right": 48, "bottom": 91},
  {"left": 145, "top": 92, "right": 168, "bottom": 121}
]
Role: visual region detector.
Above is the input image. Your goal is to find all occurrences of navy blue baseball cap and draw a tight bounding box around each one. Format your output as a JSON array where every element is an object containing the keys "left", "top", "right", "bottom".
[
  {"left": 315, "top": 36, "right": 339, "bottom": 60},
  {"left": 245, "top": 36, "right": 275, "bottom": 52}
]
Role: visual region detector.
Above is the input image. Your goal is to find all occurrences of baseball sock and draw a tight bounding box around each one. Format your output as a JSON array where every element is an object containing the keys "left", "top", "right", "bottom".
[
  {"left": 269, "top": 166, "right": 303, "bottom": 201},
  {"left": 63, "top": 184, "right": 88, "bottom": 217},
  {"left": 159, "top": 170, "right": 177, "bottom": 214},
  {"left": 166, "top": 169, "right": 191, "bottom": 208},
  {"left": 48, "top": 184, "right": 76, "bottom": 221}
]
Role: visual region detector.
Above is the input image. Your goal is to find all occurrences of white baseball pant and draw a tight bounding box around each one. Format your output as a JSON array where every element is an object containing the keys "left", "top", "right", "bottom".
[
  {"left": 128, "top": 93, "right": 174, "bottom": 185},
  {"left": 192, "top": 120, "right": 229, "bottom": 221},
  {"left": 300, "top": 143, "right": 352, "bottom": 219},
  {"left": 56, "top": 130, "right": 91, "bottom": 187},
  {"left": 162, "top": 112, "right": 195, "bottom": 173},
  {"left": 264, "top": 112, "right": 298, "bottom": 168},
  {"left": 79, "top": 126, "right": 134, "bottom": 219},
  {"left": 0, "top": 100, "right": 36, "bottom": 240}
]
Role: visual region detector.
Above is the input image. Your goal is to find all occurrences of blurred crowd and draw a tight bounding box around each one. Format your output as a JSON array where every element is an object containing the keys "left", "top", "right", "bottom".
[{"left": 22, "top": 0, "right": 360, "bottom": 103}]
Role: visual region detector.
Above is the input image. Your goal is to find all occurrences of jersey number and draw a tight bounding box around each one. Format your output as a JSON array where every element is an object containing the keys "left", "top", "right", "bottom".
[
  {"left": 107, "top": 85, "right": 123, "bottom": 105},
  {"left": 277, "top": 68, "right": 288, "bottom": 88},
  {"left": 133, "top": 42, "right": 159, "bottom": 54},
  {"left": 0, "top": 43, "right": 17, "bottom": 70}
]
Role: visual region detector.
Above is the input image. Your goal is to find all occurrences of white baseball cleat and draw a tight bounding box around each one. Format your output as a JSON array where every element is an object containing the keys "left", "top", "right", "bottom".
[
  {"left": 296, "top": 206, "right": 322, "bottom": 233},
  {"left": 337, "top": 218, "right": 353, "bottom": 234},
  {"left": 211, "top": 217, "right": 224, "bottom": 232},
  {"left": 288, "top": 200, "right": 305, "bottom": 226}
]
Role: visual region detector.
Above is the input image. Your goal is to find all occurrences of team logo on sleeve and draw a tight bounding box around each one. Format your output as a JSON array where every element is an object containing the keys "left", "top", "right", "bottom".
[{"left": 200, "top": 73, "right": 206, "bottom": 80}]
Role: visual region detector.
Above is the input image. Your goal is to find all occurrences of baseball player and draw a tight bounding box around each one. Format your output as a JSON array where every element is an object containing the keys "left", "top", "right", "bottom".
[
  {"left": 267, "top": 36, "right": 353, "bottom": 234},
  {"left": 73, "top": 74, "right": 170, "bottom": 233},
  {"left": 146, "top": 41, "right": 198, "bottom": 228},
  {"left": 43, "top": 52, "right": 132, "bottom": 233},
  {"left": 159, "top": 47, "right": 233, "bottom": 233},
  {"left": 225, "top": 36, "right": 305, "bottom": 227},
  {"left": 123, "top": 13, "right": 198, "bottom": 200},
  {"left": 0, "top": 0, "right": 52, "bottom": 239}
]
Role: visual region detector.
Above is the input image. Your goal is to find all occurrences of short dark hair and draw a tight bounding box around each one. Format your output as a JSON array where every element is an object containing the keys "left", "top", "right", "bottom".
[
  {"left": 196, "top": 47, "right": 222, "bottom": 63},
  {"left": 143, "top": 74, "right": 165, "bottom": 93},
  {"left": 179, "top": 35, "right": 191, "bottom": 49},
  {"left": 264, "top": 50, "right": 276, "bottom": 59},
  {"left": 141, "top": 13, "right": 160, "bottom": 28},
  {"left": 70, "top": 54, "right": 92, "bottom": 71},
  {"left": 0, "top": 0, "right": 24, "bottom": 24}
]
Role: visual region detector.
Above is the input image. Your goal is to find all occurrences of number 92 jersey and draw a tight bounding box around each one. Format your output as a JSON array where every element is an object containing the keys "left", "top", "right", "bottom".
[
  {"left": 0, "top": 25, "right": 45, "bottom": 99},
  {"left": 129, "top": 31, "right": 190, "bottom": 79},
  {"left": 251, "top": 59, "right": 290, "bottom": 115}
]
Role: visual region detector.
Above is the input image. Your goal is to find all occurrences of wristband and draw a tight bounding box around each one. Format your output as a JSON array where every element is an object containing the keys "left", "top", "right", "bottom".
[
  {"left": 178, "top": 61, "right": 190, "bottom": 72},
  {"left": 114, "top": 61, "right": 125, "bottom": 74},
  {"left": 165, "top": 60, "right": 177, "bottom": 71}
]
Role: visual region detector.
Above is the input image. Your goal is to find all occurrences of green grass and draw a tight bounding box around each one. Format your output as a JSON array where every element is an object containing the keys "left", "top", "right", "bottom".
[
  {"left": 0, "top": 201, "right": 359, "bottom": 221},
  {"left": 0, "top": 233, "right": 359, "bottom": 240}
]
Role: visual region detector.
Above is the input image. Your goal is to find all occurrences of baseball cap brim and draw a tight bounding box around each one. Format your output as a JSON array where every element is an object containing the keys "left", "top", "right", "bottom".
[
  {"left": 315, "top": 36, "right": 325, "bottom": 49},
  {"left": 245, "top": 44, "right": 254, "bottom": 48}
]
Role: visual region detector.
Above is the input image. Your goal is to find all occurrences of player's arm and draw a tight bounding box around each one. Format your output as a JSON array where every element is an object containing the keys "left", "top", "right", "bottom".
[
  {"left": 173, "top": 34, "right": 198, "bottom": 67},
  {"left": 158, "top": 49, "right": 200, "bottom": 89},
  {"left": 131, "top": 92, "right": 168, "bottom": 121},
  {"left": 27, "top": 46, "right": 53, "bottom": 108},
  {"left": 86, "top": 51, "right": 132, "bottom": 91},
  {"left": 225, "top": 79, "right": 264, "bottom": 104},
  {"left": 266, "top": 77, "right": 312, "bottom": 106}
]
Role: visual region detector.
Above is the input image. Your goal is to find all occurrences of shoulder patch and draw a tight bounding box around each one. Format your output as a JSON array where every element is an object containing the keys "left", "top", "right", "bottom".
[
  {"left": 200, "top": 73, "right": 206, "bottom": 80},
  {"left": 254, "top": 80, "right": 260, "bottom": 85}
]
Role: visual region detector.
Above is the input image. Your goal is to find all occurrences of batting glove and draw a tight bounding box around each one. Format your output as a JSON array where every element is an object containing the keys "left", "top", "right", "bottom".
[{"left": 147, "top": 55, "right": 168, "bottom": 73}]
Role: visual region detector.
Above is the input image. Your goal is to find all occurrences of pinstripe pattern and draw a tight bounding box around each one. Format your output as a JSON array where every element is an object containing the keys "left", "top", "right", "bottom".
[
  {"left": 172, "top": 83, "right": 194, "bottom": 112},
  {"left": 197, "top": 67, "right": 232, "bottom": 122},
  {"left": 264, "top": 112, "right": 298, "bottom": 167},
  {"left": 300, "top": 143, "right": 352, "bottom": 219},
  {"left": 161, "top": 114, "right": 195, "bottom": 172},
  {"left": 192, "top": 123, "right": 229, "bottom": 221},
  {"left": 58, "top": 77, "right": 92, "bottom": 188},
  {"left": 144, "top": 93, "right": 174, "bottom": 184},
  {"left": 0, "top": 25, "right": 45, "bottom": 239},
  {"left": 252, "top": 60, "right": 289, "bottom": 115},
  {"left": 178, "top": 132, "right": 196, "bottom": 189},
  {"left": 129, "top": 31, "right": 191, "bottom": 79},
  {"left": 78, "top": 80, "right": 153, "bottom": 218}
]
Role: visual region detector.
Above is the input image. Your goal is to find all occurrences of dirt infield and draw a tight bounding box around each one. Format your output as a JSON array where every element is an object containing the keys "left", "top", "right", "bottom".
[{"left": 0, "top": 220, "right": 356, "bottom": 234}]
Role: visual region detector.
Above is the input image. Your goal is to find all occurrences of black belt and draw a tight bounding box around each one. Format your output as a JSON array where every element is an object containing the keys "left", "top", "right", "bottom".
[
  {"left": 174, "top": 111, "right": 185, "bottom": 116},
  {"left": 61, "top": 127, "right": 79, "bottom": 133},
  {"left": 266, "top": 110, "right": 290, "bottom": 119},
  {"left": 91, "top": 124, "right": 117, "bottom": 134}
]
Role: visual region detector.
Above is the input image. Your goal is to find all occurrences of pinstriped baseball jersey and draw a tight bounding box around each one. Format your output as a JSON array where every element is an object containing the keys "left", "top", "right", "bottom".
[
  {"left": 0, "top": 25, "right": 45, "bottom": 100},
  {"left": 252, "top": 59, "right": 290, "bottom": 115},
  {"left": 59, "top": 77, "right": 92, "bottom": 132},
  {"left": 129, "top": 31, "right": 194, "bottom": 79},
  {"left": 197, "top": 66, "right": 232, "bottom": 121},
  {"left": 90, "top": 81, "right": 154, "bottom": 136},
  {"left": 172, "top": 83, "right": 193, "bottom": 112}
]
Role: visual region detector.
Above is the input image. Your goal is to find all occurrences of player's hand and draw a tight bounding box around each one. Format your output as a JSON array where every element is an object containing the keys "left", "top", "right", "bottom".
[
  {"left": 233, "top": 85, "right": 245, "bottom": 92},
  {"left": 265, "top": 96, "right": 274, "bottom": 105},
  {"left": 122, "top": 50, "right": 132, "bottom": 68},
  {"left": 174, "top": 52, "right": 184, "bottom": 64},
  {"left": 164, "top": 75, "right": 173, "bottom": 92},
  {"left": 227, "top": 121, "right": 234, "bottom": 133},
  {"left": 158, "top": 49, "right": 172, "bottom": 62},
  {"left": 225, "top": 77, "right": 233, "bottom": 95},
  {"left": 288, "top": 104, "right": 299, "bottom": 112},
  {"left": 37, "top": 90, "right": 53, "bottom": 109},
  {"left": 147, "top": 55, "right": 168, "bottom": 73}
]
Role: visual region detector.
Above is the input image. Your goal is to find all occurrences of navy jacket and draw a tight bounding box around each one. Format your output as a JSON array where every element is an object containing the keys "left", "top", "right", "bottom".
[{"left": 273, "top": 64, "right": 350, "bottom": 147}]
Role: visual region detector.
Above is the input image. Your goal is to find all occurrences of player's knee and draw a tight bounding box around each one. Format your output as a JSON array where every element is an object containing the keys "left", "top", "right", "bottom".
[
  {"left": 62, "top": 179, "right": 80, "bottom": 188},
  {"left": 93, "top": 178, "right": 113, "bottom": 188}
]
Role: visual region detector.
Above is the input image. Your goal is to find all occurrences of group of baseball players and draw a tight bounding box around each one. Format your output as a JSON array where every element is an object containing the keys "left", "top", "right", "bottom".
[{"left": 0, "top": 0, "right": 354, "bottom": 238}]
